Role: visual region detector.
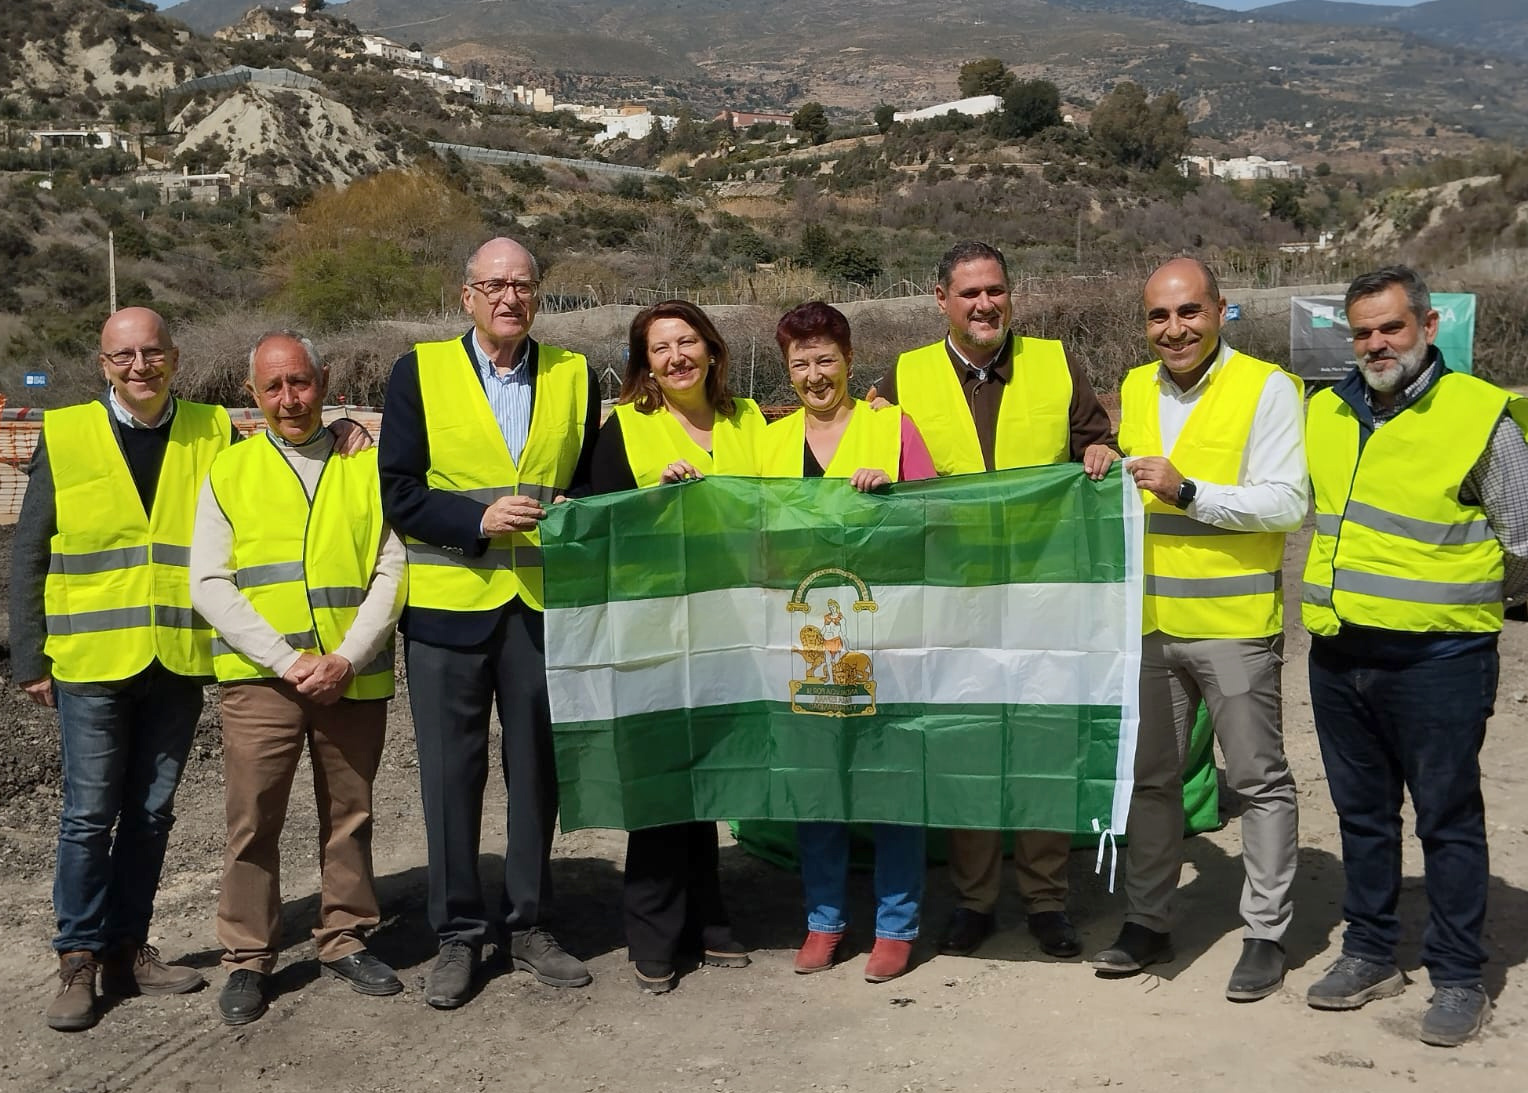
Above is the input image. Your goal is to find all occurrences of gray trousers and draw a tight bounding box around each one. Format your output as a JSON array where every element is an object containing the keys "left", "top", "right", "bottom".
[{"left": 1124, "top": 632, "right": 1298, "bottom": 941}]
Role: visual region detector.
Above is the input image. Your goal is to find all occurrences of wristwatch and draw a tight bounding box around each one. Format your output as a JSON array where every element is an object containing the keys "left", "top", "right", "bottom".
[{"left": 1174, "top": 479, "right": 1197, "bottom": 509}]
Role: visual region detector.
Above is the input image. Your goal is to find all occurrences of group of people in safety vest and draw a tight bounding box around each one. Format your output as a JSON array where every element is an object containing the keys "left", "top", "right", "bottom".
[{"left": 12, "top": 237, "right": 1524, "bottom": 1051}]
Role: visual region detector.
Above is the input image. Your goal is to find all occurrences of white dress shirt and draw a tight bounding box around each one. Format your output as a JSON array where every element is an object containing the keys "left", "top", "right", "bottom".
[{"left": 1152, "top": 341, "right": 1308, "bottom": 534}]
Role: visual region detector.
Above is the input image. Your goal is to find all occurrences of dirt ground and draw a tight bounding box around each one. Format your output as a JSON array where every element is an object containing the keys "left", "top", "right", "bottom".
[{"left": 1, "top": 520, "right": 1525, "bottom": 1093}]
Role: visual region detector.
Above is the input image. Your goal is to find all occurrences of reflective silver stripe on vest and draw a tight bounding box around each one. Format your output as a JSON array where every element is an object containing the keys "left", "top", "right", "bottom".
[
  {"left": 152, "top": 543, "right": 192, "bottom": 567},
  {"left": 1315, "top": 514, "right": 1342, "bottom": 537},
  {"left": 235, "top": 561, "right": 307, "bottom": 589},
  {"left": 1145, "top": 514, "right": 1251, "bottom": 537},
  {"left": 406, "top": 543, "right": 544, "bottom": 569},
  {"left": 1331, "top": 569, "right": 1502, "bottom": 606},
  {"left": 45, "top": 606, "right": 153, "bottom": 636},
  {"left": 457, "top": 483, "right": 561, "bottom": 505},
  {"left": 1302, "top": 582, "right": 1333, "bottom": 607},
  {"left": 357, "top": 646, "right": 394, "bottom": 676},
  {"left": 308, "top": 586, "right": 366, "bottom": 609},
  {"left": 155, "top": 605, "right": 211, "bottom": 631},
  {"left": 1144, "top": 572, "right": 1282, "bottom": 598},
  {"left": 48, "top": 545, "right": 150, "bottom": 575},
  {"left": 1340, "top": 501, "right": 1495, "bottom": 547},
  {"left": 211, "top": 630, "right": 316, "bottom": 659}
]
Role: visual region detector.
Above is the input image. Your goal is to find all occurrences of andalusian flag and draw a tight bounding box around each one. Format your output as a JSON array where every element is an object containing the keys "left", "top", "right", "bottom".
[{"left": 541, "top": 466, "right": 1143, "bottom": 837}]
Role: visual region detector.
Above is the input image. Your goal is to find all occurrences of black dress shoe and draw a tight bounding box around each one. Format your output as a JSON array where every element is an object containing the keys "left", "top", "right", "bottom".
[
  {"left": 1091, "top": 922, "right": 1174, "bottom": 974},
  {"left": 322, "top": 951, "right": 403, "bottom": 997},
  {"left": 937, "top": 908, "right": 995, "bottom": 956},
  {"left": 1225, "top": 939, "right": 1285, "bottom": 1002},
  {"left": 1027, "top": 911, "right": 1082, "bottom": 958},
  {"left": 633, "top": 960, "right": 676, "bottom": 994},
  {"left": 218, "top": 969, "right": 268, "bottom": 1026}
]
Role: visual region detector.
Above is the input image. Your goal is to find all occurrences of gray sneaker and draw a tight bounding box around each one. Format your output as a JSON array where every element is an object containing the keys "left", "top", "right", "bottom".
[
  {"left": 510, "top": 927, "right": 592, "bottom": 988},
  {"left": 1420, "top": 985, "right": 1491, "bottom": 1047},
  {"left": 1306, "top": 954, "right": 1406, "bottom": 1010}
]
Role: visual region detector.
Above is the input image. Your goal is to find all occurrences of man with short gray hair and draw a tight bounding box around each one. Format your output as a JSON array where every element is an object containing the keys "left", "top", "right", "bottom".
[
  {"left": 1302, "top": 265, "right": 1528, "bottom": 1046},
  {"left": 191, "top": 331, "right": 406, "bottom": 1025}
]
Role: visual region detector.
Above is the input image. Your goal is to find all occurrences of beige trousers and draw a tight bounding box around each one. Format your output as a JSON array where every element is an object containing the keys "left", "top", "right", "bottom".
[{"left": 217, "top": 680, "right": 387, "bottom": 973}]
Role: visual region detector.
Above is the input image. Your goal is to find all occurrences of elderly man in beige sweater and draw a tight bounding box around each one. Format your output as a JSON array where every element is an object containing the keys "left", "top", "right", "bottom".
[{"left": 190, "top": 331, "right": 406, "bottom": 1026}]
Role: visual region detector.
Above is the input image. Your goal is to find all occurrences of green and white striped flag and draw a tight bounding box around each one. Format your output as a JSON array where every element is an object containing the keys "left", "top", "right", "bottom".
[{"left": 541, "top": 465, "right": 1143, "bottom": 837}]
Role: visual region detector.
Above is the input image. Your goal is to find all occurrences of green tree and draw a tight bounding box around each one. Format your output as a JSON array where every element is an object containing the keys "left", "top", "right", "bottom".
[
  {"left": 958, "top": 58, "right": 1014, "bottom": 99},
  {"left": 798, "top": 222, "right": 833, "bottom": 267},
  {"left": 823, "top": 242, "right": 882, "bottom": 284},
  {"left": 1090, "top": 82, "right": 1190, "bottom": 171},
  {"left": 792, "top": 101, "right": 830, "bottom": 146},
  {"left": 668, "top": 108, "right": 707, "bottom": 154},
  {"left": 280, "top": 238, "right": 437, "bottom": 329},
  {"left": 873, "top": 103, "right": 896, "bottom": 134},
  {"left": 995, "top": 78, "right": 1062, "bottom": 140}
]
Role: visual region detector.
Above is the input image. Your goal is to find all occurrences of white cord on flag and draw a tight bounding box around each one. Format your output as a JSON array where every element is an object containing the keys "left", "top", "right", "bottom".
[{"left": 1092, "top": 818, "right": 1119, "bottom": 893}]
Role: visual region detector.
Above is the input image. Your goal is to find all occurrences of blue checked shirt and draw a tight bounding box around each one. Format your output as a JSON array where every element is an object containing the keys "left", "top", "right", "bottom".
[{"left": 470, "top": 334, "right": 533, "bottom": 465}]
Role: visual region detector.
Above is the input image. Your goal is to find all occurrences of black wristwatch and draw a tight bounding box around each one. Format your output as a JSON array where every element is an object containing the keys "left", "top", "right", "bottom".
[{"left": 1174, "top": 479, "right": 1197, "bottom": 509}]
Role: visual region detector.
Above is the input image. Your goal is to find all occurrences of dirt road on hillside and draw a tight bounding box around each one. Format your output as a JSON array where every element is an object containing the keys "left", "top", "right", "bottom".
[{"left": 1, "top": 523, "right": 1525, "bottom": 1093}]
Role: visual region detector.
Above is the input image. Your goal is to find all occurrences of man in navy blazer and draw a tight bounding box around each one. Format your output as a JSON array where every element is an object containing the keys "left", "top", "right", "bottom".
[{"left": 380, "top": 237, "right": 600, "bottom": 1007}]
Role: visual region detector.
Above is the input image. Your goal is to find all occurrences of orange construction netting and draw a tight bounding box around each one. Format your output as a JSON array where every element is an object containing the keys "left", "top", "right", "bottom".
[{"left": 0, "top": 406, "right": 383, "bottom": 521}]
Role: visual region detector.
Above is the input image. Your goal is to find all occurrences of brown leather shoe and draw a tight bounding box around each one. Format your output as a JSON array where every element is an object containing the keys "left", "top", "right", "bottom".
[
  {"left": 101, "top": 942, "right": 205, "bottom": 997},
  {"left": 45, "top": 951, "right": 99, "bottom": 1032}
]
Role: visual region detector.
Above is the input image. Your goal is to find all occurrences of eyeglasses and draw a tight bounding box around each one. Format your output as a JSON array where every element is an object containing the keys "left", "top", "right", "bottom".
[
  {"left": 467, "top": 278, "right": 541, "bottom": 301},
  {"left": 102, "top": 347, "right": 171, "bottom": 366}
]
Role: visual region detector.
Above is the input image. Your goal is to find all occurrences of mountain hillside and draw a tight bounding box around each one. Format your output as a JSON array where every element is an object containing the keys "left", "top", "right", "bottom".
[
  {"left": 1255, "top": 0, "right": 1528, "bottom": 58},
  {"left": 166, "top": 0, "right": 1528, "bottom": 64}
]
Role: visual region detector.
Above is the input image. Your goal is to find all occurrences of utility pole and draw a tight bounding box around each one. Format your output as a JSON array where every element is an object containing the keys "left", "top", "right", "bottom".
[
  {"left": 107, "top": 230, "right": 118, "bottom": 313},
  {"left": 1075, "top": 208, "right": 1083, "bottom": 266}
]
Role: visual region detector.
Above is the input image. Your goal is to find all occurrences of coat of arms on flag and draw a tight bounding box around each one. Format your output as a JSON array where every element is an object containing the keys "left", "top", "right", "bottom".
[{"left": 789, "top": 568, "right": 877, "bottom": 717}]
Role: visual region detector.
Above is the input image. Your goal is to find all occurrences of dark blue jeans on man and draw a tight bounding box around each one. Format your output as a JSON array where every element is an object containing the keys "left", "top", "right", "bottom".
[
  {"left": 53, "top": 662, "right": 204, "bottom": 954},
  {"left": 1308, "top": 636, "right": 1497, "bottom": 988}
]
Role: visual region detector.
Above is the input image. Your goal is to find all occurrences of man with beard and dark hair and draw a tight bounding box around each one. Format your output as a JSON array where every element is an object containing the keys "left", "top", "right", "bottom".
[{"left": 1301, "top": 265, "right": 1528, "bottom": 1046}]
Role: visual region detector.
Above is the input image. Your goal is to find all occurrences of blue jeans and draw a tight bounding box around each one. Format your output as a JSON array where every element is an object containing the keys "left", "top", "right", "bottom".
[
  {"left": 1308, "top": 638, "right": 1496, "bottom": 987},
  {"left": 798, "top": 822, "right": 924, "bottom": 941},
  {"left": 53, "top": 664, "right": 204, "bottom": 953}
]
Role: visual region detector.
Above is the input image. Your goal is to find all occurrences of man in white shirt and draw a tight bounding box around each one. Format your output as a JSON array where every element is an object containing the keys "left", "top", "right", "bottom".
[{"left": 1091, "top": 258, "right": 1306, "bottom": 1002}]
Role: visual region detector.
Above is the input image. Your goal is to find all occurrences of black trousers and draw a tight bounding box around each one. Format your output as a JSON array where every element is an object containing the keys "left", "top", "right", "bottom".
[
  {"left": 623, "top": 821, "right": 733, "bottom": 964},
  {"left": 406, "top": 602, "right": 557, "bottom": 948}
]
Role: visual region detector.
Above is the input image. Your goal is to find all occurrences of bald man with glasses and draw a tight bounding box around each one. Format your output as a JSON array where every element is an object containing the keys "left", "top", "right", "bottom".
[{"left": 380, "top": 237, "right": 601, "bottom": 1008}]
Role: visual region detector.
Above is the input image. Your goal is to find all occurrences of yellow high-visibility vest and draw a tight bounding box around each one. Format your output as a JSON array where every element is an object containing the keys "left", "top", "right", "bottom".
[
  {"left": 1118, "top": 352, "right": 1298, "bottom": 639},
  {"left": 759, "top": 401, "right": 903, "bottom": 480},
  {"left": 1302, "top": 371, "right": 1528, "bottom": 635},
  {"left": 893, "top": 338, "right": 1071, "bottom": 473},
  {"left": 43, "top": 399, "right": 231, "bottom": 682},
  {"left": 405, "top": 338, "right": 587, "bottom": 614},
  {"left": 207, "top": 435, "right": 396, "bottom": 700},
  {"left": 613, "top": 398, "right": 765, "bottom": 487}
]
